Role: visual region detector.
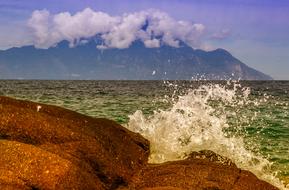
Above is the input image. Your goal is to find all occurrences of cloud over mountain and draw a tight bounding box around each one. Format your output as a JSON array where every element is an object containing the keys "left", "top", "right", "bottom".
[{"left": 28, "top": 8, "right": 206, "bottom": 49}]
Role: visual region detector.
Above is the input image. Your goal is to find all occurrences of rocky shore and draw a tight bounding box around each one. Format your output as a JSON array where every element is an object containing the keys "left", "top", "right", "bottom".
[{"left": 0, "top": 96, "right": 278, "bottom": 190}]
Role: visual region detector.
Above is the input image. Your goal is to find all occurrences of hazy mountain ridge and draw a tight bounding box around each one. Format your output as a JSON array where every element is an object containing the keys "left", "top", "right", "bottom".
[{"left": 0, "top": 40, "right": 272, "bottom": 80}]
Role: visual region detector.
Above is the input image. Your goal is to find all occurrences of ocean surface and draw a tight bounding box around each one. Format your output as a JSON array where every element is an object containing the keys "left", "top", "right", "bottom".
[{"left": 0, "top": 80, "right": 288, "bottom": 189}]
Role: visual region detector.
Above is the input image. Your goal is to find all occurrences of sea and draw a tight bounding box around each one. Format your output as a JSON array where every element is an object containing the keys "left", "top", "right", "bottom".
[{"left": 0, "top": 80, "right": 288, "bottom": 189}]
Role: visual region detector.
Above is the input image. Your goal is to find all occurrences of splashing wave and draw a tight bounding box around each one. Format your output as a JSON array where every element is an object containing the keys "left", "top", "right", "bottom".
[{"left": 126, "top": 82, "right": 288, "bottom": 189}]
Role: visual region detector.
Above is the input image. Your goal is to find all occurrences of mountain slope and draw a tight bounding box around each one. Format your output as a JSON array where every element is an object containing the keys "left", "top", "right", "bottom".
[{"left": 0, "top": 41, "right": 272, "bottom": 80}]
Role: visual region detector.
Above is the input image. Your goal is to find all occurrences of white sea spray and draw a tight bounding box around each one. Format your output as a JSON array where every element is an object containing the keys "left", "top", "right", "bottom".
[{"left": 126, "top": 82, "right": 288, "bottom": 189}]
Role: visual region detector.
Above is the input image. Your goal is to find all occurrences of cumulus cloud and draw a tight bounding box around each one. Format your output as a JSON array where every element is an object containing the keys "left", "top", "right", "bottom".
[{"left": 28, "top": 8, "right": 206, "bottom": 49}]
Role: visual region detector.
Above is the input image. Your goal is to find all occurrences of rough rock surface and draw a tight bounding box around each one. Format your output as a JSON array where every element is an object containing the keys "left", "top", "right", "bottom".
[
  {"left": 124, "top": 155, "right": 277, "bottom": 190},
  {"left": 0, "top": 96, "right": 149, "bottom": 189},
  {"left": 0, "top": 96, "right": 279, "bottom": 190}
]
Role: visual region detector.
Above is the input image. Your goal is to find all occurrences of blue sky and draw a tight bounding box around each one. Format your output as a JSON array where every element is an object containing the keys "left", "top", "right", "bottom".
[{"left": 0, "top": 0, "right": 289, "bottom": 79}]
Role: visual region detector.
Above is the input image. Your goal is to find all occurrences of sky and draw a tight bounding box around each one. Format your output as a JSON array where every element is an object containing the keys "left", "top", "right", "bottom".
[{"left": 0, "top": 0, "right": 289, "bottom": 79}]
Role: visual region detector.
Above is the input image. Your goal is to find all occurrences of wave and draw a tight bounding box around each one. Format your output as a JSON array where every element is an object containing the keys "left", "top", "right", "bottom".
[{"left": 126, "top": 81, "right": 288, "bottom": 189}]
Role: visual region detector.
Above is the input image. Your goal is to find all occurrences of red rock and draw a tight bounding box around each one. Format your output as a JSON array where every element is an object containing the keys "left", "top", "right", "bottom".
[
  {"left": 0, "top": 96, "right": 149, "bottom": 189},
  {"left": 0, "top": 140, "right": 103, "bottom": 190},
  {"left": 124, "top": 151, "right": 278, "bottom": 190},
  {"left": 0, "top": 170, "right": 30, "bottom": 190},
  {"left": 0, "top": 96, "right": 279, "bottom": 190}
]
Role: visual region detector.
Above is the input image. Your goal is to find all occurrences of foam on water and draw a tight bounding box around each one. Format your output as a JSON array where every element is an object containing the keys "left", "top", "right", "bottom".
[{"left": 126, "top": 82, "right": 288, "bottom": 189}]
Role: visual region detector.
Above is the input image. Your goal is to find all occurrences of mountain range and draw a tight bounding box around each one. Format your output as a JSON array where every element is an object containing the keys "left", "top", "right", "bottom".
[{"left": 0, "top": 40, "right": 272, "bottom": 80}]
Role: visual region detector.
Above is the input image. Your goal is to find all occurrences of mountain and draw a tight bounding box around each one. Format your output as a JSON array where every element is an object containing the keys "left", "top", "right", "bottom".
[{"left": 0, "top": 40, "right": 272, "bottom": 80}]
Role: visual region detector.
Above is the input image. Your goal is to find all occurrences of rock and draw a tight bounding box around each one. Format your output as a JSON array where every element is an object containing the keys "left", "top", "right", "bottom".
[
  {"left": 125, "top": 157, "right": 278, "bottom": 190},
  {"left": 0, "top": 96, "right": 150, "bottom": 189},
  {"left": 0, "top": 96, "right": 279, "bottom": 190},
  {"left": 0, "top": 140, "right": 103, "bottom": 190},
  {"left": 188, "top": 150, "right": 236, "bottom": 166},
  {"left": 0, "top": 170, "right": 30, "bottom": 190}
]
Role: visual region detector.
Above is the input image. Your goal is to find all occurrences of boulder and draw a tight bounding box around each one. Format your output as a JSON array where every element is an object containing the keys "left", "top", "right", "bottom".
[
  {"left": 0, "top": 96, "right": 279, "bottom": 190},
  {"left": 0, "top": 96, "right": 150, "bottom": 189},
  {"left": 124, "top": 151, "right": 278, "bottom": 190}
]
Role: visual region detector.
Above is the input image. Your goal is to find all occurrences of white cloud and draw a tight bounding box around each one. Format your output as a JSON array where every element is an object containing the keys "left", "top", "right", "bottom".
[
  {"left": 28, "top": 8, "right": 206, "bottom": 49},
  {"left": 144, "top": 39, "right": 160, "bottom": 48},
  {"left": 28, "top": 10, "right": 52, "bottom": 48},
  {"left": 28, "top": 8, "right": 119, "bottom": 48},
  {"left": 100, "top": 11, "right": 146, "bottom": 48},
  {"left": 210, "top": 29, "right": 231, "bottom": 40}
]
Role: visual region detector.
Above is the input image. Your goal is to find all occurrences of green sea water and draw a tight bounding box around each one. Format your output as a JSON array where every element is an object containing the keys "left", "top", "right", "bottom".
[{"left": 0, "top": 80, "right": 288, "bottom": 189}]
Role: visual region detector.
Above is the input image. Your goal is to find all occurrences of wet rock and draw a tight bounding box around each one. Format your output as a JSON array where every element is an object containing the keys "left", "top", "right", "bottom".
[
  {"left": 125, "top": 158, "right": 278, "bottom": 190},
  {"left": 188, "top": 150, "right": 236, "bottom": 166},
  {"left": 0, "top": 96, "right": 279, "bottom": 190}
]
